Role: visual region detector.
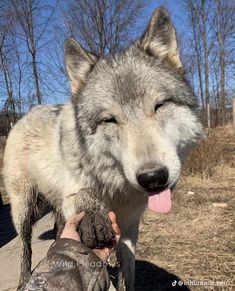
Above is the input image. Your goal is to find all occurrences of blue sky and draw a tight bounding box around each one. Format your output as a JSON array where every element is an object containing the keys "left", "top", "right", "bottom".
[
  {"left": 145, "top": 1, "right": 185, "bottom": 31},
  {"left": 46, "top": 0, "right": 187, "bottom": 105},
  {"left": 2, "top": 0, "right": 232, "bottom": 112},
  {"left": 0, "top": 1, "right": 192, "bottom": 108}
]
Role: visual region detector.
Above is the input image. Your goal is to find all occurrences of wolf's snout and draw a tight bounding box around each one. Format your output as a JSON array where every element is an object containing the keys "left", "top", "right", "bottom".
[{"left": 136, "top": 167, "right": 169, "bottom": 191}]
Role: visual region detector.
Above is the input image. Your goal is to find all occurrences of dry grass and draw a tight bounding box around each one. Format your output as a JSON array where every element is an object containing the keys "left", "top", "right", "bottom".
[
  {"left": 136, "top": 177, "right": 234, "bottom": 290},
  {"left": 136, "top": 124, "right": 235, "bottom": 290},
  {"left": 183, "top": 124, "right": 235, "bottom": 178}
]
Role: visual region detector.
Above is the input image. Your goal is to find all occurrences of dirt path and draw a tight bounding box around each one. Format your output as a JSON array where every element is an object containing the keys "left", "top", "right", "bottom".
[{"left": 0, "top": 210, "right": 54, "bottom": 291}]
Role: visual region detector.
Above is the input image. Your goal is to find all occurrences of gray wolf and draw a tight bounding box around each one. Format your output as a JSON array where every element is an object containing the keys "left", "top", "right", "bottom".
[{"left": 3, "top": 8, "right": 202, "bottom": 291}]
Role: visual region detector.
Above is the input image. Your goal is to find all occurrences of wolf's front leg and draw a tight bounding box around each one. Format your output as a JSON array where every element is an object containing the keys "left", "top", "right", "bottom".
[
  {"left": 63, "top": 188, "right": 107, "bottom": 217},
  {"left": 63, "top": 188, "right": 115, "bottom": 248},
  {"left": 116, "top": 223, "right": 139, "bottom": 291}
]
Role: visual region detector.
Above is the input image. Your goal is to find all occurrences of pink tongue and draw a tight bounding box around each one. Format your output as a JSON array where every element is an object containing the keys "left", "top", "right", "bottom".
[{"left": 148, "top": 189, "right": 172, "bottom": 213}]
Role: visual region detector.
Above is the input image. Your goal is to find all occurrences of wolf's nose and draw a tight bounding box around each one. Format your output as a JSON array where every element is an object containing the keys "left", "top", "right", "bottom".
[{"left": 136, "top": 167, "right": 168, "bottom": 190}]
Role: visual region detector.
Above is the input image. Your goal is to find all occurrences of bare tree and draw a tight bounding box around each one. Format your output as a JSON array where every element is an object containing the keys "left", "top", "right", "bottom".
[
  {"left": 10, "top": 0, "right": 56, "bottom": 104},
  {"left": 0, "top": 2, "right": 17, "bottom": 125},
  {"left": 0, "top": 48, "right": 16, "bottom": 124},
  {"left": 214, "top": 0, "right": 235, "bottom": 124},
  {"left": 200, "top": 0, "right": 212, "bottom": 109},
  {"left": 61, "top": 0, "right": 146, "bottom": 56},
  {"left": 181, "top": 0, "right": 235, "bottom": 126},
  {"left": 182, "top": 0, "right": 205, "bottom": 111}
]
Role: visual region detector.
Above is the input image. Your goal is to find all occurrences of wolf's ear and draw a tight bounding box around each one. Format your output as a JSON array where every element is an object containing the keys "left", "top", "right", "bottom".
[
  {"left": 139, "top": 8, "right": 182, "bottom": 69},
  {"left": 65, "top": 38, "right": 97, "bottom": 94}
]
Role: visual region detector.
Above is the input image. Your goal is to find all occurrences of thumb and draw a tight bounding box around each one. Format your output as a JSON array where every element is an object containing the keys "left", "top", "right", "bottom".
[{"left": 65, "top": 211, "right": 86, "bottom": 231}]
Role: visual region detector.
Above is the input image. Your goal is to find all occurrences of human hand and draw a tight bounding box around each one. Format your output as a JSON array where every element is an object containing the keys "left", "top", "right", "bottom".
[
  {"left": 60, "top": 211, "right": 121, "bottom": 262},
  {"left": 60, "top": 211, "right": 85, "bottom": 241}
]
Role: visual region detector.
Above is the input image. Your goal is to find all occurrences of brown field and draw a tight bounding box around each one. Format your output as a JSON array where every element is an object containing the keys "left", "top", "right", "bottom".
[
  {"left": 136, "top": 124, "right": 235, "bottom": 290},
  {"left": 0, "top": 124, "right": 234, "bottom": 290},
  {"left": 136, "top": 177, "right": 234, "bottom": 290}
]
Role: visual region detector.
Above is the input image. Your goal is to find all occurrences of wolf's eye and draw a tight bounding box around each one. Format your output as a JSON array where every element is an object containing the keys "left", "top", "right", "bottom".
[
  {"left": 154, "top": 102, "right": 164, "bottom": 112},
  {"left": 102, "top": 117, "right": 118, "bottom": 124}
]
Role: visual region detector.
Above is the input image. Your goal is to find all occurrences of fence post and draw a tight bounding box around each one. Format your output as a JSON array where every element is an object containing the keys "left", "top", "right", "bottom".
[
  {"left": 207, "top": 103, "right": 211, "bottom": 128},
  {"left": 233, "top": 98, "right": 235, "bottom": 134}
]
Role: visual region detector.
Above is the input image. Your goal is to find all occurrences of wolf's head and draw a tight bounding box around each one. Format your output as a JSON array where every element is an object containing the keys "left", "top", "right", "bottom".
[{"left": 64, "top": 8, "right": 202, "bottom": 212}]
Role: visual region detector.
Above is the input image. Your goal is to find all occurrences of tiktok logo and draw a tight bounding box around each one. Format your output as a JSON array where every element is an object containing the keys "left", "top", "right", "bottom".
[{"left": 172, "top": 280, "right": 177, "bottom": 286}]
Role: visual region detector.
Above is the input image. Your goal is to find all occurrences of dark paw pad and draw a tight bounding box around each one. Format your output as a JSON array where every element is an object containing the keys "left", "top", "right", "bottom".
[{"left": 78, "top": 212, "right": 115, "bottom": 249}]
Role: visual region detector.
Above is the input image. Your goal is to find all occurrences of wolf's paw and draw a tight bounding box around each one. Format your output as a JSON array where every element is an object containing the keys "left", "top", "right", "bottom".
[{"left": 78, "top": 211, "right": 115, "bottom": 249}]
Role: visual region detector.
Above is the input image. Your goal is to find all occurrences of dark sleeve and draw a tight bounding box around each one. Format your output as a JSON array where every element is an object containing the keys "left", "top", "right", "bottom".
[{"left": 24, "top": 238, "right": 110, "bottom": 291}]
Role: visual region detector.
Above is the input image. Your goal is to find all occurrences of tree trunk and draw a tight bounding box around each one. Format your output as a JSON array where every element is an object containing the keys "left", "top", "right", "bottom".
[
  {"left": 31, "top": 52, "right": 41, "bottom": 104},
  {"left": 190, "top": 4, "right": 205, "bottom": 111},
  {"left": 215, "top": 0, "right": 226, "bottom": 125},
  {"left": 201, "top": 0, "right": 210, "bottom": 126}
]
